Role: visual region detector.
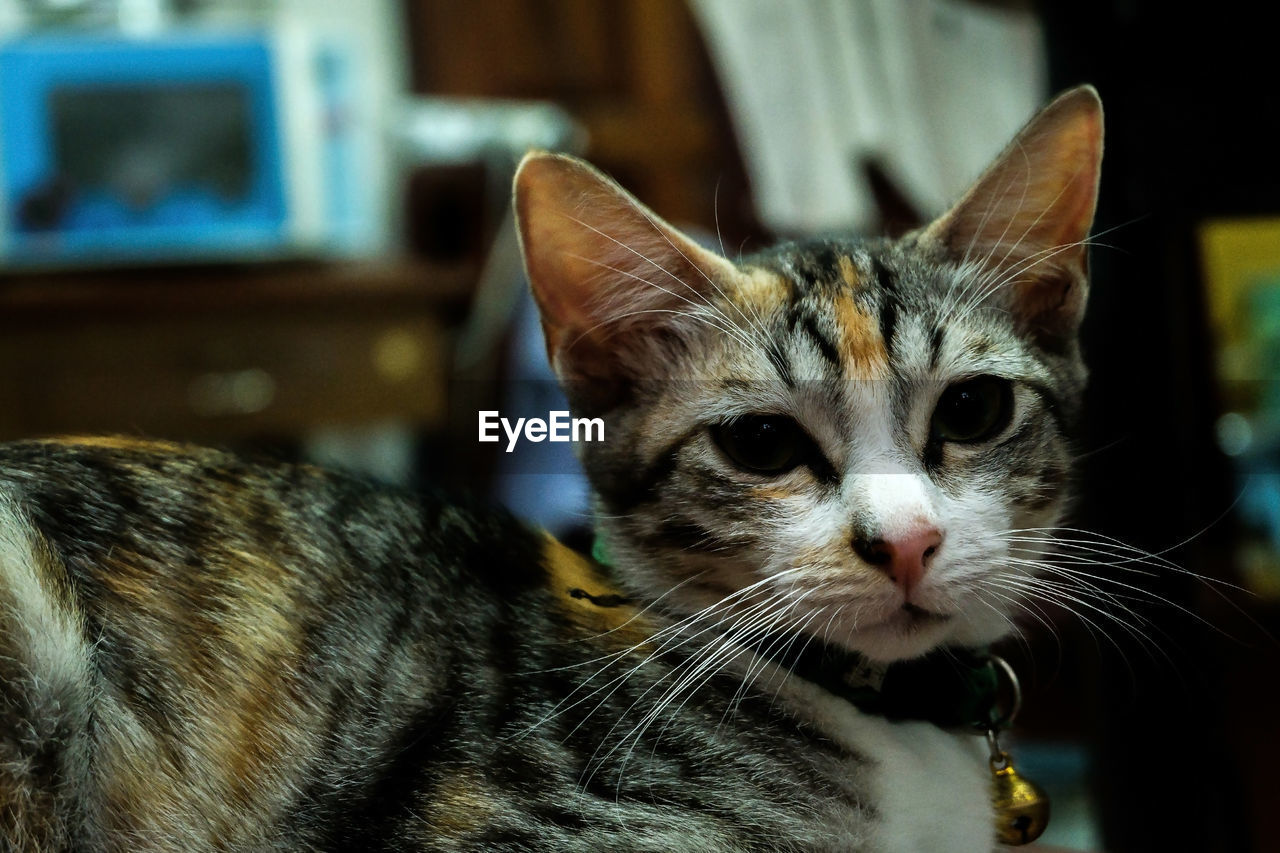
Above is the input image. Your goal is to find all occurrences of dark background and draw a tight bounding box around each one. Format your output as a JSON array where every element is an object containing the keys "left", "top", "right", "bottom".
[{"left": 1041, "top": 4, "right": 1278, "bottom": 851}]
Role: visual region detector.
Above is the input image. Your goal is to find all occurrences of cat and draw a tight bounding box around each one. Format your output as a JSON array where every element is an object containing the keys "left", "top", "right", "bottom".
[{"left": 0, "top": 84, "right": 1102, "bottom": 852}]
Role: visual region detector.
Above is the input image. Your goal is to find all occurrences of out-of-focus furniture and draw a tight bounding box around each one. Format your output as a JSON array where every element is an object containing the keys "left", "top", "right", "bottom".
[
  {"left": 404, "top": 0, "right": 757, "bottom": 243},
  {"left": 0, "top": 262, "right": 474, "bottom": 442}
]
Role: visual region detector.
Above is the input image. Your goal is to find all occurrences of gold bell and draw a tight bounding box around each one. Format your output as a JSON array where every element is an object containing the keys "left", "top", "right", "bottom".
[{"left": 990, "top": 752, "right": 1051, "bottom": 846}]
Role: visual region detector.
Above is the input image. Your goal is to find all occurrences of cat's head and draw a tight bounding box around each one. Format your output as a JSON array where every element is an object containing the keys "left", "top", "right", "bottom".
[{"left": 515, "top": 87, "right": 1103, "bottom": 662}]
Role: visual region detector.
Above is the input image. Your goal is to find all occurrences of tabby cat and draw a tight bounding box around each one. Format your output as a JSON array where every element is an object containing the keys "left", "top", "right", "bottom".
[{"left": 0, "top": 85, "right": 1102, "bottom": 851}]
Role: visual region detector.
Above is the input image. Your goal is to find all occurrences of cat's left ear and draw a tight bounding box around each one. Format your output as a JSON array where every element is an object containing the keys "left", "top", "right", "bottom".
[
  {"left": 514, "top": 152, "right": 737, "bottom": 383},
  {"left": 922, "top": 86, "right": 1103, "bottom": 340}
]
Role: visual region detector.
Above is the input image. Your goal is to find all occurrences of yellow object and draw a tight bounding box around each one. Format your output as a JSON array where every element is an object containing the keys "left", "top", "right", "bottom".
[
  {"left": 1198, "top": 217, "right": 1280, "bottom": 353},
  {"left": 991, "top": 754, "right": 1051, "bottom": 846},
  {"left": 540, "top": 534, "right": 651, "bottom": 646},
  {"left": 372, "top": 328, "right": 424, "bottom": 383}
]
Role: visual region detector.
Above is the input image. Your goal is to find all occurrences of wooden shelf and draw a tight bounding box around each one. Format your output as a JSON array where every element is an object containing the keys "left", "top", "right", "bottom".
[
  {"left": 0, "top": 260, "right": 477, "bottom": 442},
  {"left": 0, "top": 259, "right": 476, "bottom": 318}
]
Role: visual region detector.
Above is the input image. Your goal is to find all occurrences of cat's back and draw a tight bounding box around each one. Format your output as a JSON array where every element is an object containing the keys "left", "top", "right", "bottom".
[
  {"left": 0, "top": 437, "right": 548, "bottom": 851},
  {"left": 0, "top": 436, "right": 546, "bottom": 599}
]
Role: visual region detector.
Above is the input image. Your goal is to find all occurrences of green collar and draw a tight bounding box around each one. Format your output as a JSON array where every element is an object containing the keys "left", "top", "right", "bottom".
[
  {"left": 590, "top": 536, "right": 614, "bottom": 568},
  {"left": 588, "top": 536, "right": 1001, "bottom": 730},
  {"left": 763, "top": 634, "right": 1001, "bottom": 730}
]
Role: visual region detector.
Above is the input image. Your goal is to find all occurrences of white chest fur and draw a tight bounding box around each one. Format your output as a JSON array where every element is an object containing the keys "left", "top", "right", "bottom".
[{"left": 776, "top": 670, "right": 997, "bottom": 852}]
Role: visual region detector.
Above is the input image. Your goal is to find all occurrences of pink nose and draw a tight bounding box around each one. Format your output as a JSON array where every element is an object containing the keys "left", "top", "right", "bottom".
[{"left": 854, "top": 524, "right": 943, "bottom": 596}]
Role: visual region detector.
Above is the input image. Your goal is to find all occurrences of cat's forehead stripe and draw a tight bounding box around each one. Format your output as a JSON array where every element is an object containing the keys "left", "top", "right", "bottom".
[
  {"left": 775, "top": 245, "right": 869, "bottom": 295},
  {"left": 836, "top": 254, "right": 860, "bottom": 290},
  {"left": 797, "top": 312, "right": 842, "bottom": 368},
  {"left": 832, "top": 294, "right": 889, "bottom": 379}
]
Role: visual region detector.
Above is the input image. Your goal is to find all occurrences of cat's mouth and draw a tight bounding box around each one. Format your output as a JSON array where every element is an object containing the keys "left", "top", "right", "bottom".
[
  {"left": 901, "top": 602, "right": 950, "bottom": 621},
  {"left": 894, "top": 602, "right": 953, "bottom": 629},
  {"left": 823, "top": 595, "right": 965, "bottom": 660}
]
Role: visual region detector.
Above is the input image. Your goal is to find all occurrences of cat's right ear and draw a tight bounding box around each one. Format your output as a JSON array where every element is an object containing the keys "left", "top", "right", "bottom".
[
  {"left": 514, "top": 152, "right": 736, "bottom": 384},
  {"left": 922, "top": 86, "right": 1104, "bottom": 342}
]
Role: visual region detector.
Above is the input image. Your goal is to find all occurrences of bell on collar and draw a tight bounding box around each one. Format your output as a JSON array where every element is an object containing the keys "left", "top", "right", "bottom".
[{"left": 990, "top": 752, "right": 1051, "bottom": 846}]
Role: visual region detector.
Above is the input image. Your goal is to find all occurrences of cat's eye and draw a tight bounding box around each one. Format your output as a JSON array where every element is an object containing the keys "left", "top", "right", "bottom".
[
  {"left": 711, "top": 415, "right": 808, "bottom": 475},
  {"left": 931, "top": 376, "right": 1014, "bottom": 443}
]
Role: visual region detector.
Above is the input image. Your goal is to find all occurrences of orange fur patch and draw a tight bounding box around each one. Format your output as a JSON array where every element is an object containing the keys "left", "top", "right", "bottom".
[
  {"left": 37, "top": 435, "right": 185, "bottom": 454},
  {"left": 215, "top": 549, "right": 304, "bottom": 806},
  {"left": 751, "top": 485, "right": 797, "bottom": 501},
  {"left": 837, "top": 254, "right": 860, "bottom": 289},
  {"left": 423, "top": 770, "right": 496, "bottom": 835},
  {"left": 95, "top": 543, "right": 305, "bottom": 841},
  {"left": 832, "top": 295, "right": 889, "bottom": 378},
  {"left": 734, "top": 267, "right": 792, "bottom": 319}
]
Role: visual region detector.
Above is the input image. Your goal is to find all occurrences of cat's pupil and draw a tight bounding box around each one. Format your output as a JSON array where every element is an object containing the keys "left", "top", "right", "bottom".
[
  {"left": 712, "top": 415, "right": 804, "bottom": 474},
  {"left": 931, "top": 376, "right": 1013, "bottom": 443}
]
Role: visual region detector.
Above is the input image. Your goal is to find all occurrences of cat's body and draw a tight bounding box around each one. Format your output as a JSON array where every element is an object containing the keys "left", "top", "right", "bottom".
[
  {"left": 0, "top": 87, "right": 1103, "bottom": 851},
  {"left": 0, "top": 439, "right": 989, "bottom": 852}
]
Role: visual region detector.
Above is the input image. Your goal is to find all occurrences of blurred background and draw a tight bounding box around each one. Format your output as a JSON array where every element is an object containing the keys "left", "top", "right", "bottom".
[{"left": 0, "top": 1, "right": 1276, "bottom": 850}]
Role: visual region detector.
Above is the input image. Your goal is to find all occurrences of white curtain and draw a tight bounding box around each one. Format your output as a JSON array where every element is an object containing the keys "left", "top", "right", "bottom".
[{"left": 689, "top": 0, "right": 1048, "bottom": 234}]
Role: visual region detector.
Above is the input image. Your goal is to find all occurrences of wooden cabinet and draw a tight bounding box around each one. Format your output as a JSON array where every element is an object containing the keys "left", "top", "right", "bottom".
[
  {"left": 404, "top": 0, "right": 760, "bottom": 248},
  {"left": 0, "top": 262, "right": 474, "bottom": 443}
]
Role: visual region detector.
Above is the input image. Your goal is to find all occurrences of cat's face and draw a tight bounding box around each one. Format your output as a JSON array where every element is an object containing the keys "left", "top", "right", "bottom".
[{"left": 516, "top": 87, "right": 1103, "bottom": 662}]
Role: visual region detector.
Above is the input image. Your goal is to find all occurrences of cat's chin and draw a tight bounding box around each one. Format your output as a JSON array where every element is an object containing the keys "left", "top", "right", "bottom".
[
  {"left": 839, "top": 609, "right": 958, "bottom": 663},
  {"left": 835, "top": 601, "right": 1013, "bottom": 663}
]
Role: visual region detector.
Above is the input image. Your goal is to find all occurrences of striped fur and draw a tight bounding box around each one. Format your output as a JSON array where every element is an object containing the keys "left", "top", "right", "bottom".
[
  {"left": 0, "top": 440, "right": 885, "bottom": 851},
  {"left": 0, "top": 88, "right": 1101, "bottom": 851}
]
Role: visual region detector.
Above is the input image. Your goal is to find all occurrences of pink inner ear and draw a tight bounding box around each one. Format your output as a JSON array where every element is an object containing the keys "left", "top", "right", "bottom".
[
  {"left": 930, "top": 87, "right": 1103, "bottom": 280},
  {"left": 923, "top": 87, "right": 1103, "bottom": 337},
  {"left": 514, "top": 152, "right": 736, "bottom": 371}
]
